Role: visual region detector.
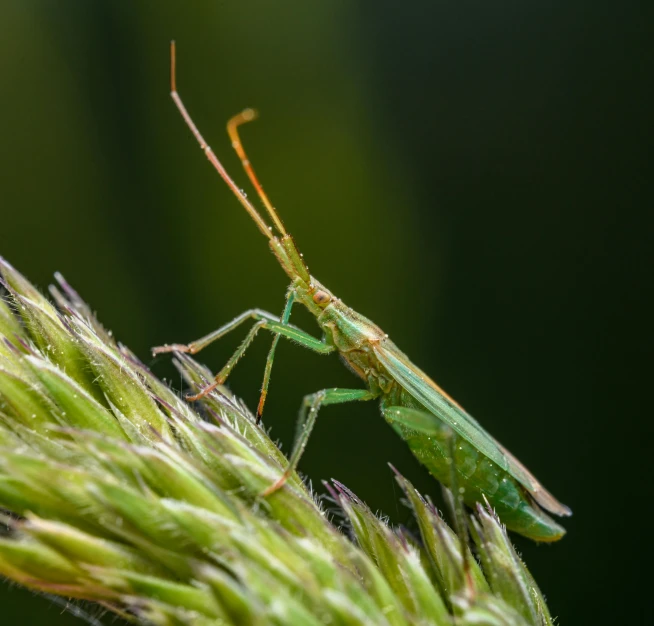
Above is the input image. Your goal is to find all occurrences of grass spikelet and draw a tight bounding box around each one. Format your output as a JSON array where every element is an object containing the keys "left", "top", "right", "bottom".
[{"left": 0, "top": 257, "right": 559, "bottom": 625}]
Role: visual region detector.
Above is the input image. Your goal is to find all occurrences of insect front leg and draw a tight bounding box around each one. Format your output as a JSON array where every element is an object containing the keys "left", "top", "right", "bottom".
[
  {"left": 157, "top": 309, "right": 336, "bottom": 401},
  {"left": 152, "top": 308, "right": 280, "bottom": 356},
  {"left": 257, "top": 289, "right": 296, "bottom": 422},
  {"left": 196, "top": 316, "right": 335, "bottom": 402},
  {"left": 261, "top": 388, "right": 377, "bottom": 496}
]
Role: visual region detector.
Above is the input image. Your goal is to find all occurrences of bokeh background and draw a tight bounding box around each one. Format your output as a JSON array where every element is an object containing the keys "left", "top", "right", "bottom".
[{"left": 1, "top": 1, "right": 651, "bottom": 624}]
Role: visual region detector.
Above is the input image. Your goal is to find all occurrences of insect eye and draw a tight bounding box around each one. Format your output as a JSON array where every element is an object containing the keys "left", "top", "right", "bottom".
[{"left": 312, "top": 290, "right": 331, "bottom": 306}]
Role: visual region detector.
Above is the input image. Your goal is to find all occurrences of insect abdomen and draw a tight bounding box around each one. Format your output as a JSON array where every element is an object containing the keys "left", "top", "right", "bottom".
[{"left": 381, "top": 395, "right": 565, "bottom": 542}]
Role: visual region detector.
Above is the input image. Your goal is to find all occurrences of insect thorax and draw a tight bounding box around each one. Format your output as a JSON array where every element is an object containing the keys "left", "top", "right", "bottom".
[{"left": 316, "top": 300, "right": 395, "bottom": 395}]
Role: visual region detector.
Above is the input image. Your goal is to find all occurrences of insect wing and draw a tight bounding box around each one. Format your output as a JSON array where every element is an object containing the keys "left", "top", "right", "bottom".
[
  {"left": 374, "top": 344, "right": 571, "bottom": 517},
  {"left": 375, "top": 345, "right": 510, "bottom": 471}
]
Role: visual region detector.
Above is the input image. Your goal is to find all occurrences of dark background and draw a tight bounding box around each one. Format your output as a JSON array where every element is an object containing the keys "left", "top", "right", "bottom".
[{"left": 1, "top": 1, "right": 651, "bottom": 624}]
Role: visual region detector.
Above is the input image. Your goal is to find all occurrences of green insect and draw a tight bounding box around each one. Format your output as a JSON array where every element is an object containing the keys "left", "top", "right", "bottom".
[{"left": 156, "top": 43, "right": 571, "bottom": 542}]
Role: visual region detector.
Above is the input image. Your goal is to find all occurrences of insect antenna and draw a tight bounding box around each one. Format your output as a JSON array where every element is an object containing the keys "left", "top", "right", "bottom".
[
  {"left": 169, "top": 41, "right": 274, "bottom": 240},
  {"left": 227, "top": 110, "right": 288, "bottom": 237}
]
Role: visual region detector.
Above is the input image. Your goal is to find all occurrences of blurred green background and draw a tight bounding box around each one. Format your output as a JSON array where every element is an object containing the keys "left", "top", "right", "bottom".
[{"left": 1, "top": 1, "right": 651, "bottom": 624}]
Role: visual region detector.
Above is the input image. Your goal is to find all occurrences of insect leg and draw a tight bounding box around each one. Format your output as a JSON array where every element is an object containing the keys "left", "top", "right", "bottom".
[
  {"left": 193, "top": 315, "right": 333, "bottom": 399},
  {"left": 152, "top": 309, "right": 280, "bottom": 356},
  {"left": 261, "top": 388, "right": 377, "bottom": 496},
  {"left": 185, "top": 314, "right": 335, "bottom": 401},
  {"left": 382, "top": 405, "right": 445, "bottom": 435},
  {"left": 257, "top": 289, "right": 296, "bottom": 423}
]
